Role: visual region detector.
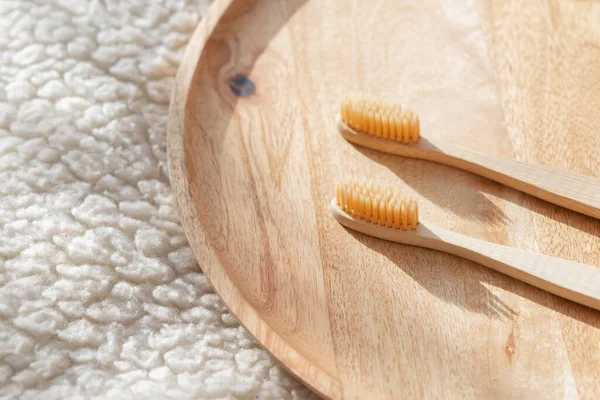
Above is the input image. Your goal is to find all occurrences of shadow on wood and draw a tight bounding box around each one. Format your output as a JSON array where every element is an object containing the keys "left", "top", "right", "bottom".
[
  {"left": 352, "top": 144, "right": 509, "bottom": 227},
  {"left": 348, "top": 224, "right": 600, "bottom": 330}
]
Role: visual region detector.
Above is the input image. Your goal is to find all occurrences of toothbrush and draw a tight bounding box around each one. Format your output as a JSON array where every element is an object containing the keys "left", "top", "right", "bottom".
[
  {"left": 329, "top": 178, "right": 600, "bottom": 311},
  {"left": 338, "top": 93, "right": 600, "bottom": 219}
]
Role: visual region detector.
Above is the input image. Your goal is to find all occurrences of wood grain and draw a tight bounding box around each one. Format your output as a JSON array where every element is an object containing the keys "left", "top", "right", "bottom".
[{"left": 168, "top": 0, "right": 600, "bottom": 398}]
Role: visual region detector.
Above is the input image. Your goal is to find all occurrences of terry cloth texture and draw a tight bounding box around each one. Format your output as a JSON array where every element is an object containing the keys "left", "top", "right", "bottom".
[{"left": 0, "top": 1, "right": 316, "bottom": 399}]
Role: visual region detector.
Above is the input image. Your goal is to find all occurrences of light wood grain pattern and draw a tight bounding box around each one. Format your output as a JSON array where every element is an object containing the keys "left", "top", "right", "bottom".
[
  {"left": 168, "top": 0, "right": 600, "bottom": 398},
  {"left": 339, "top": 120, "right": 600, "bottom": 220},
  {"left": 330, "top": 200, "right": 600, "bottom": 312}
]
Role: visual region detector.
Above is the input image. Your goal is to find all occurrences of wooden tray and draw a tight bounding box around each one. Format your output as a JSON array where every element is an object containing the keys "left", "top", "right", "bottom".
[{"left": 167, "top": 1, "right": 600, "bottom": 398}]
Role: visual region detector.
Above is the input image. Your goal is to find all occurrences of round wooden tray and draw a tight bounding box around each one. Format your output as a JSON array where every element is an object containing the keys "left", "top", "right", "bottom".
[{"left": 168, "top": 1, "right": 600, "bottom": 398}]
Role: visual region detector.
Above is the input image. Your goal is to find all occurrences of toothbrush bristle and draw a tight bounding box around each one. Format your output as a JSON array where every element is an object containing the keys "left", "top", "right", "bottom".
[
  {"left": 340, "top": 93, "right": 420, "bottom": 144},
  {"left": 335, "top": 178, "right": 419, "bottom": 230}
]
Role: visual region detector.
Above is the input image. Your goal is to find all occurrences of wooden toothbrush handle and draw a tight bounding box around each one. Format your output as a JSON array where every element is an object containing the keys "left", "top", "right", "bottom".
[
  {"left": 423, "top": 139, "right": 600, "bottom": 220},
  {"left": 330, "top": 200, "right": 600, "bottom": 310},
  {"left": 418, "top": 223, "right": 600, "bottom": 311}
]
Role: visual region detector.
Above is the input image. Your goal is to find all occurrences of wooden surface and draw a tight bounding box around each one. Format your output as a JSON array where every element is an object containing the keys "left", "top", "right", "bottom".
[
  {"left": 339, "top": 120, "right": 600, "bottom": 220},
  {"left": 167, "top": 0, "right": 600, "bottom": 398}
]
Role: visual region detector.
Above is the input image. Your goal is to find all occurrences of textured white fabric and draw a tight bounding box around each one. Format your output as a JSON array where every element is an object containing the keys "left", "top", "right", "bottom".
[{"left": 0, "top": 1, "right": 315, "bottom": 399}]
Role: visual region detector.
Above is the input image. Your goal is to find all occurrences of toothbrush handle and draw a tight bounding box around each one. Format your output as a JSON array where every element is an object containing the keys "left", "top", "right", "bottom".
[
  {"left": 423, "top": 139, "right": 600, "bottom": 220},
  {"left": 339, "top": 122, "right": 600, "bottom": 219},
  {"left": 329, "top": 201, "right": 600, "bottom": 311},
  {"left": 418, "top": 223, "right": 600, "bottom": 311}
]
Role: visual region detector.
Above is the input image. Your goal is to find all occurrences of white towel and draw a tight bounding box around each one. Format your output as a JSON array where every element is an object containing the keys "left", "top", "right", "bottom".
[{"left": 0, "top": 1, "right": 315, "bottom": 398}]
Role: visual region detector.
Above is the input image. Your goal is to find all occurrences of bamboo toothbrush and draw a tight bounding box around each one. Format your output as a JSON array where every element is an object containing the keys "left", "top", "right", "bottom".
[
  {"left": 338, "top": 93, "right": 600, "bottom": 219},
  {"left": 329, "top": 177, "right": 600, "bottom": 311}
]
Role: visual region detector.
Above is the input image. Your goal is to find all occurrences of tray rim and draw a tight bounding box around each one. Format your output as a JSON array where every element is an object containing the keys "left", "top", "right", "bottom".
[{"left": 166, "top": 0, "right": 340, "bottom": 398}]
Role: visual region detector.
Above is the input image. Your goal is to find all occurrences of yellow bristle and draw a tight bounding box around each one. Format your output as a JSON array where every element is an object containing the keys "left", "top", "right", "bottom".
[
  {"left": 369, "top": 197, "right": 378, "bottom": 223},
  {"left": 358, "top": 195, "right": 365, "bottom": 219},
  {"left": 402, "top": 118, "right": 410, "bottom": 143},
  {"left": 340, "top": 93, "right": 420, "bottom": 144},
  {"left": 378, "top": 200, "right": 386, "bottom": 226},
  {"left": 393, "top": 203, "right": 401, "bottom": 229},
  {"left": 382, "top": 115, "right": 389, "bottom": 139},
  {"left": 356, "top": 109, "right": 363, "bottom": 131},
  {"left": 365, "top": 196, "right": 372, "bottom": 221},
  {"left": 335, "top": 178, "right": 419, "bottom": 230},
  {"left": 385, "top": 202, "right": 394, "bottom": 228},
  {"left": 400, "top": 202, "right": 408, "bottom": 230},
  {"left": 368, "top": 111, "right": 375, "bottom": 136},
  {"left": 410, "top": 200, "right": 419, "bottom": 229},
  {"left": 389, "top": 122, "right": 395, "bottom": 140},
  {"left": 344, "top": 188, "right": 350, "bottom": 212},
  {"left": 411, "top": 115, "right": 420, "bottom": 143}
]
